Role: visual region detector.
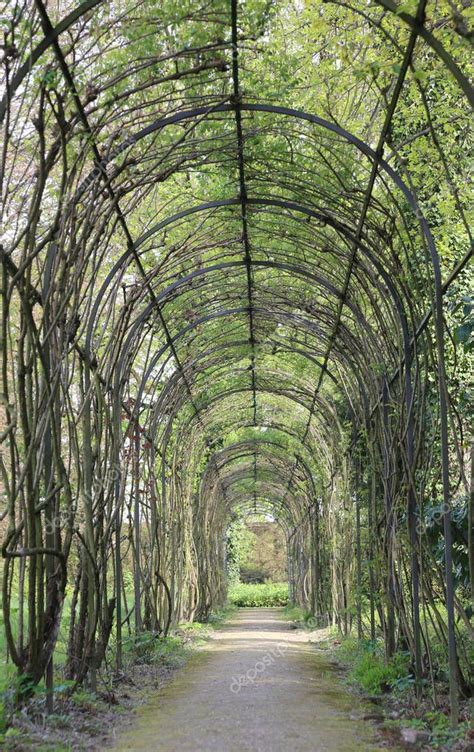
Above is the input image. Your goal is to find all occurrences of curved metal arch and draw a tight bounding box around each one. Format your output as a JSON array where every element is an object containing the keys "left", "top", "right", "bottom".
[
  {"left": 110, "top": 257, "right": 398, "bottom": 418},
  {"left": 176, "top": 418, "right": 331, "bottom": 479},
  {"left": 217, "top": 476, "right": 311, "bottom": 523},
  {"left": 2, "top": 7, "right": 471, "bottom": 127},
  {"left": 207, "top": 439, "right": 318, "bottom": 501},
  {"left": 209, "top": 439, "right": 317, "bottom": 485},
  {"left": 226, "top": 502, "right": 291, "bottom": 529},
  {"left": 87, "top": 193, "right": 421, "bottom": 432},
  {"left": 225, "top": 500, "right": 293, "bottom": 534},
  {"left": 86, "top": 193, "right": 415, "bottom": 357},
  {"left": 140, "top": 342, "right": 362, "bottom": 487},
  {"left": 152, "top": 356, "right": 347, "bottom": 453},
  {"left": 200, "top": 469, "right": 302, "bottom": 518},
  {"left": 147, "top": 314, "right": 372, "bottom": 413},
  {"left": 153, "top": 391, "right": 339, "bottom": 490},
  {"left": 124, "top": 294, "right": 378, "bottom": 420},
  {"left": 150, "top": 384, "right": 341, "bottom": 454},
  {"left": 206, "top": 459, "right": 313, "bottom": 508},
  {"left": 128, "top": 274, "right": 410, "bottom": 462},
  {"left": 78, "top": 104, "right": 453, "bottom": 401},
  {"left": 149, "top": 337, "right": 341, "bottom": 389},
  {"left": 76, "top": 100, "right": 462, "bottom": 264},
  {"left": 218, "top": 466, "right": 309, "bottom": 502},
  {"left": 131, "top": 318, "right": 368, "bottom": 452}
]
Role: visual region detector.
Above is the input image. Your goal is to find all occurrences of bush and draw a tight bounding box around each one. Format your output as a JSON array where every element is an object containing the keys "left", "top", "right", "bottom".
[
  {"left": 228, "top": 582, "right": 288, "bottom": 607},
  {"left": 122, "top": 632, "right": 187, "bottom": 668},
  {"left": 283, "top": 604, "right": 309, "bottom": 622},
  {"left": 348, "top": 643, "right": 411, "bottom": 695}
]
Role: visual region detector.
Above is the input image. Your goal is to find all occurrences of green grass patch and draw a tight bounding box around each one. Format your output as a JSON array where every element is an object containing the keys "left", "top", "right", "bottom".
[
  {"left": 282, "top": 604, "right": 320, "bottom": 628},
  {"left": 228, "top": 582, "right": 288, "bottom": 607},
  {"left": 206, "top": 603, "right": 237, "bottom": 626},
  {"left": 282, "top": 604, "right": 308, "bottom": 621}
]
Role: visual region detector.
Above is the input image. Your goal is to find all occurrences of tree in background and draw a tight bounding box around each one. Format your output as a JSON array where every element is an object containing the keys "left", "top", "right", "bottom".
[{"left": 227, "top": 516, "right": 287, "bottom": 583}]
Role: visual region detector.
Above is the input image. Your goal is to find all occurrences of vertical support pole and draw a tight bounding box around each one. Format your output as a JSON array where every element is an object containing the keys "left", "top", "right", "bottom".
[
  {"left": 43, "top": 242, "right": 56, "bottom": 714},
  {"left": 425, "top": 239, "right": 460, "bottom": 726},
  {"left": 134, "top": 426, "right": 142, "bottom": 634},
  {"left": 287, "top": 533, "right": 293, "bottom": 604},
  {"left": 404, "top": 345, "right": 422, "bottom": 695},
  {"left": 437, "top": 351, "right": 459, "bottom": 726},
  {"left": 469, "top": 444, "right": 474, "bottom": 603},
  {"left": 355, "top": 459, "right": 363, "bottom": 641},
  {"left": 114, "top": 405, "right": 122, "bottom": 672},
  {"left": 367, "top": 461, "right": 376, "bottom": 643},
  {"left": 382, "top": 379, "right": 396, "bottom": 659},
  {"left": 82, "top": 365, "right": 96, "bottom": 692}
]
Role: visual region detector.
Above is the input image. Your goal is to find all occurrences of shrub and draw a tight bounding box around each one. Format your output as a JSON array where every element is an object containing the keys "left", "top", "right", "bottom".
[
  {"left": 122, "top": 632, "right": 187, "bottom": 668},
  {"left": 228, "top": 582, "right": 288, "bottom": 607},
  {"left": 283, "top": 604, "right": 309, "bottom": 622},
  {"left": 349, "top": 645, "right": 411, "bottom": 695}
]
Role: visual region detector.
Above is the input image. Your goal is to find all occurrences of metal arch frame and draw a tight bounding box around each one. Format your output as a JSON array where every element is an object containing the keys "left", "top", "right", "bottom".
[
  {"left": 142, "top": 349, "right": 355, "bottom": 485},
  {"left": 83, "top": 87, "right": 460, "bottom": 695},
  {"left": 80, "top": 100, "right": 442, "bottom": 386},
  {"left": 152, "top": 385, "right": 342, "bottom": 467},
  {"left": 74, "top": 100, "right": 467, "bottom": 251},
  {"left": 2, "top": 1, "right": 471, "bottom": 122},
  {"left": 117, "top": 321, "right": 380, "bottom": 485},
  {"left": 214, "top": 470, "right": 307, "bottom": 512},
  {"left": 226, "top": 502, "right": 292, "bottom": 534},
  {"left": 73, "top": 104, "right": 468, "bottom": 427},
  {"left": 9, "top": 3, "right": 472, "bottom": 484},
  {"left": 68, "top": 101, "right": 468, "bottom": 604},
  {"left": 104, "top": 304, "right": 391, "bottom": 466},
  {"left": 174, "top": 422, "right": 336, "bottom": 505},
  {"left": 207, "top": 441, "right": 319, "bottom": 521},
  {"left": 132, "top": 301, "right": 374, "bottom": 409},
  {"left": 118, "top": 308, "right": 378, "bottom": 471},
  {"left": 206, "top": 460, "right": 313, "bottom": 511},
  {"left": 177, "top": 416, "right": 334, "bottom": 480},
  {"left": 85, "top": 195, "right": 407, "bottom": 356},
  {"left": 81, "top": 186, "right": 468, "bottom": 452},
  {"left": 89, "top": 205, "right": 410, "bottom": 432},
  {"left": 224, "top": 500, "right": 294, "bottom": 537},
  {"left": 153, "top": 383, "right": 340, "bottom": 462},
  {"left": 0, "top": 0, "right": 470, "bottom": 720},
  {"left": 113, "top": 284, "right": 377, "bottom": 408},
  {"left": 205, "top": 439, "right": 318, "bottom": 496},
  {"left": 78, "top": 101, "right": 444, "bottom": 287}
]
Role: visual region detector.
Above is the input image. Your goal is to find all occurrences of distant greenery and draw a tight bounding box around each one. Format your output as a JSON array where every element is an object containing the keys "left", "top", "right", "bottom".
[
  {"left": 228, "top": 582, "right": 288, "bottom": 607},
  {"left": 226, "top": 516, "right": 287, "bottom": 584},
  {"left": 226, "top": 519, "right": 256, "bottom": 584}
]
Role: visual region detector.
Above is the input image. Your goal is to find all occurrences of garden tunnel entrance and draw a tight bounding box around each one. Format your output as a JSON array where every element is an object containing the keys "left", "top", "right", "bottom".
[{"left": 0, "top": 0, "right": 472, "bottom": 734}]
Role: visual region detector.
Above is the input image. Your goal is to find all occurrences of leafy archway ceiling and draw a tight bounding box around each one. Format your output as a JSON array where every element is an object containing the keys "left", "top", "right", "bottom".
[{"left": 2, "top": 0, "right": 472, "bottom": 525}]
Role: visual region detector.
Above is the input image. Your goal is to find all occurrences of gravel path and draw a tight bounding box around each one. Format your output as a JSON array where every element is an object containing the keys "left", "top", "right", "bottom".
[{"left": 111, "top": 608, "right": 387, "bottom": 751}]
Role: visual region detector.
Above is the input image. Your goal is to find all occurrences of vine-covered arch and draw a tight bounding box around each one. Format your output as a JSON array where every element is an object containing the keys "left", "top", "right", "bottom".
[{"left": 1, "top": 0, "right": 472, "bottom": 727}]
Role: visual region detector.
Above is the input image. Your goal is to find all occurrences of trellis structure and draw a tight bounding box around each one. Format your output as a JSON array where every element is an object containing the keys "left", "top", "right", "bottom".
[{"left": 0, "top": 0, "right": 472, "bottom": 727}]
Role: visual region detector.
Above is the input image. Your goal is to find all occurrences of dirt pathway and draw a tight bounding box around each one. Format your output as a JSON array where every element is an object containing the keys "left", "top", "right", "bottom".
[{"left": 111, "top": 608, "right": 388, "bottom": 751}]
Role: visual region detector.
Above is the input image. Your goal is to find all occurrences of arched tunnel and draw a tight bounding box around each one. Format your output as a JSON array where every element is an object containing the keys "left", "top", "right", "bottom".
[{"left": 0, "top": 0, "right": 472, "bottom": 737}]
